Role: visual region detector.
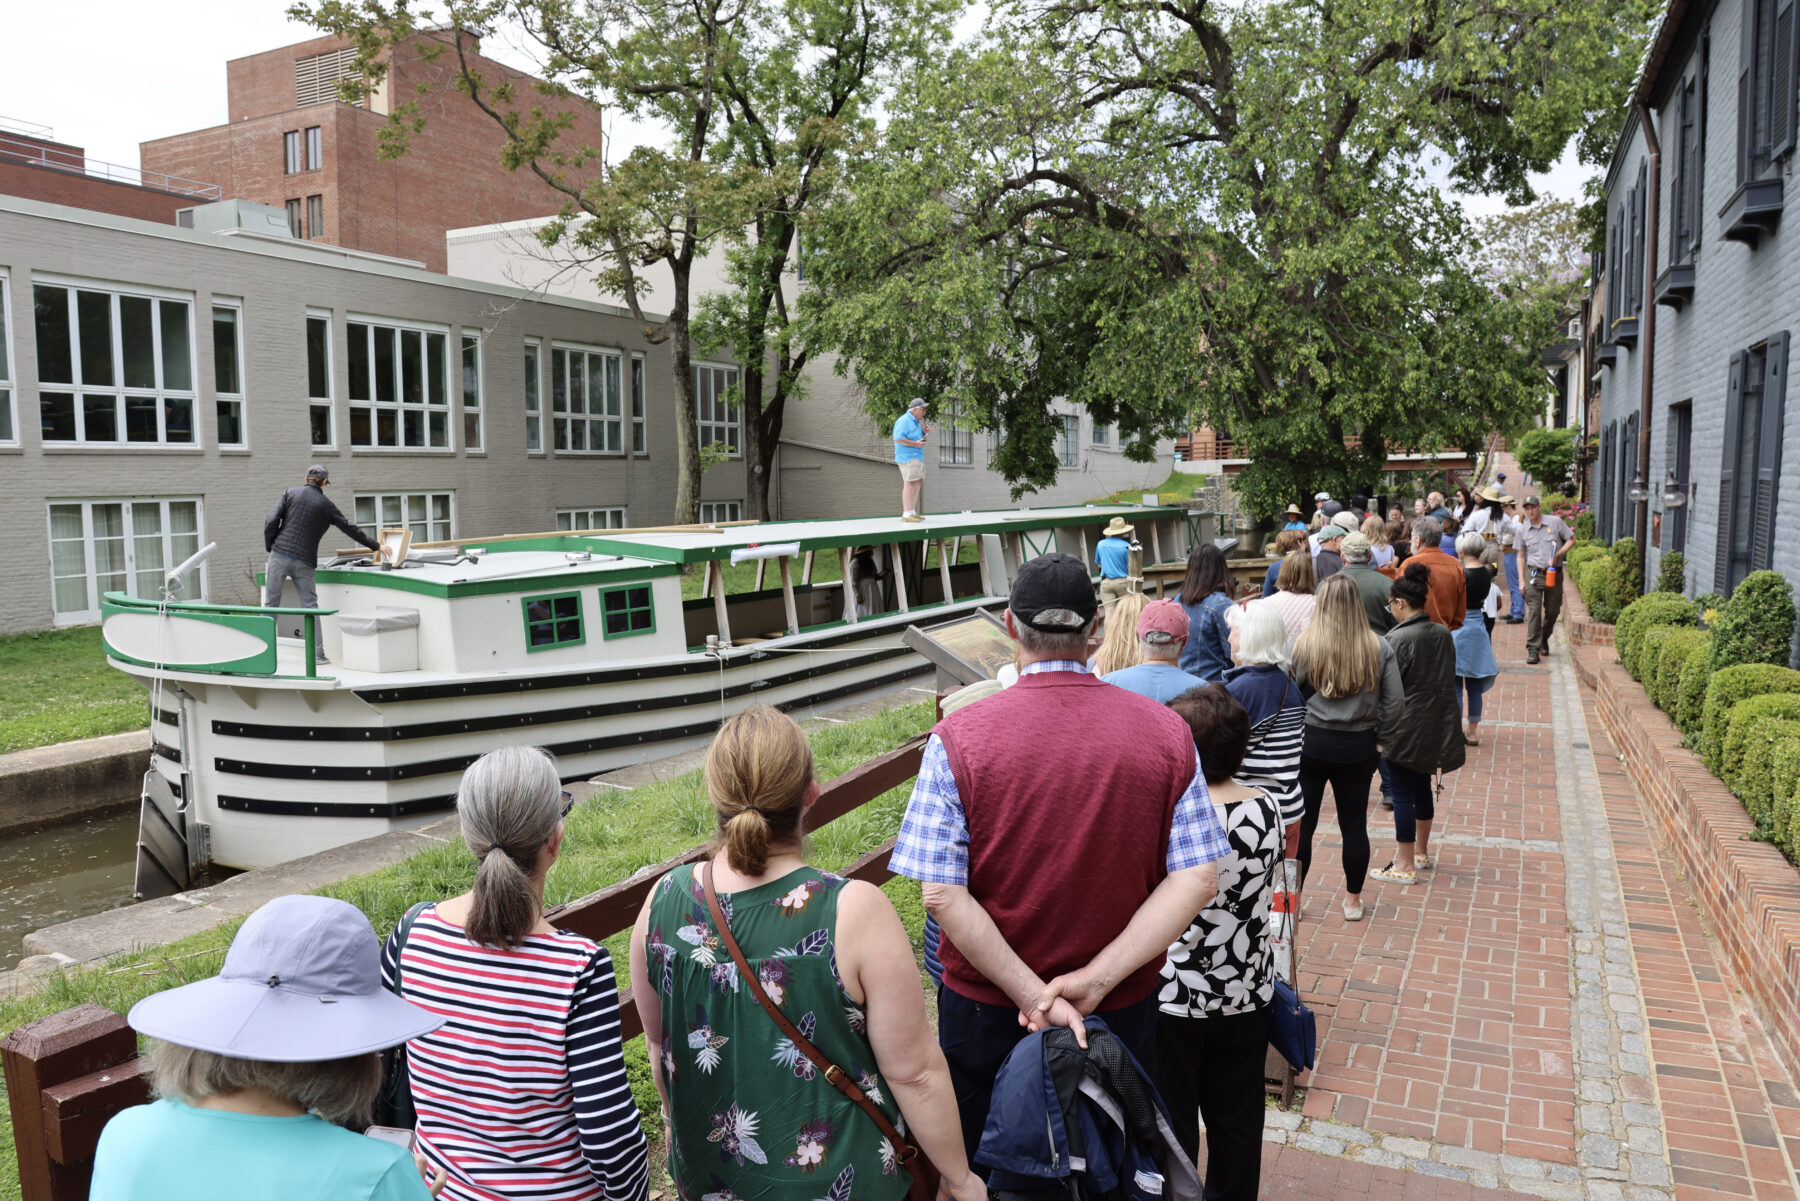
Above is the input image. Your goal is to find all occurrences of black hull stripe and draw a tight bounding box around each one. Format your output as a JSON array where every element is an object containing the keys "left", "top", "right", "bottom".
[
  {"left": 212, "top": 645, "right": 915, "bottom": 742},
  {"left": 210, "top": 661, "right": 931, "bottom": 812}
]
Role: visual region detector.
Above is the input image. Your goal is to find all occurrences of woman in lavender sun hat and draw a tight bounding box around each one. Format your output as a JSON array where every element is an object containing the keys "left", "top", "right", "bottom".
[{"left": 91, "top": 894, "right": 447, "bottom": 1201}]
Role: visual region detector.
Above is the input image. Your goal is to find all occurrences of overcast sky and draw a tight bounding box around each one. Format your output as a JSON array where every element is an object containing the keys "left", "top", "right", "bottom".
[{"left": 0, "top": 0, "right": 1587, "bottom": 218}]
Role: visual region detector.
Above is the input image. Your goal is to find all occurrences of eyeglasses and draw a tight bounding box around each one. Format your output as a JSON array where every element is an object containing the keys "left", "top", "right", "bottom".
[{"left": 560, "top": 790, "right": 575, "bottom": 818}]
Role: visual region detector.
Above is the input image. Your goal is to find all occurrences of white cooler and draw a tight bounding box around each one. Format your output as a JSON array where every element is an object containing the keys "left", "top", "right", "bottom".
[{"left": 335, "top": 606, "right": 421, "bottom": 672}]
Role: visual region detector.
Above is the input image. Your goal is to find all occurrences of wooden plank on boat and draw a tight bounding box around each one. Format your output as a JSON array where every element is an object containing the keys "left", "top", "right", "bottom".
[
  {"left": 710, "top": 562, "right": 732, "bottom": 644},
  {"left": 779, "top": 556, "right": 799, "bottom": 636},
  {"left": 839, "top": 548, "right": 857, "bottom": 624}
]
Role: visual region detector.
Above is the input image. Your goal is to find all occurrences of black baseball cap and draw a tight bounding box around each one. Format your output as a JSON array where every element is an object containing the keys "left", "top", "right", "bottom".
[{"left": 1008, "top": 553, "right": 1098, "bottom": 631}]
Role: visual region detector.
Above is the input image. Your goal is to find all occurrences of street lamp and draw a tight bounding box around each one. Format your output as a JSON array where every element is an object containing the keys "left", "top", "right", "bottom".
[
  {"left": 1661, "top": 468, "right": 1688, "bottom": 509},
  {"left": 1627, "top": 474, "right": 1650, "bottom": 504}
]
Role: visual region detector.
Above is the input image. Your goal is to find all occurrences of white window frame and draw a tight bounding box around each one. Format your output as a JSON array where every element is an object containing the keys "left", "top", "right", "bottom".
[
  {"left": 353, "top": 491, "right": 454, "bottom": 545},
  {"left": 283, "top": 130, "right": 302, "bottom": 175},
  {"left": 693, "top": 362, "right": 741, "bottom": 457},
  {"left": 46, "top": 497, "right": 206, "bottom": 626},
  {"left": 556, "top": 507, "right": 628, "bottom": 531},
  {"left": 700, "top": 501, "right": 743, "bottom": 524},
  {"left": 345, "top": 313, "right": 452, "bottom": 452},
  {"left": 306, "top": 194, "right": 324, "bottom": 240},
  {"left": 524, "top": 338, "right": 543, "bottom": 453},
  {"left": 550, "top": 341, "right": 625, "bottom": 455},
  {"left": 460, "top": 332, "right": 483, "bottom": 452},
  {"left": 305, "top": 125, "right": 322, "bottom": 171},
  {"left": 631, "top": 351, "right": 647, "bottom": 455},
  {"left": 306, "top": 309, "right": 334, "bottom": 450},
  {"left": 33, "top": 275, "right": 199, "bottom": 449},
  {"left": 211, "top": 298, "right": 246, "bottom": 449},
  {"left": 1058, "top": 414, "right": 1079, "bottom": 467},
  {"left": 0, "top": 269, "right": 16, "bottom": 447},
  {"left": 1092, "top": 422, "right": 1111, "bottom": 446},
  {"left": 286, "top": 198, "right": 303, "bottom": 238},
  {"left": 938, "top": 398, "right": 974, "bottom": 466}
]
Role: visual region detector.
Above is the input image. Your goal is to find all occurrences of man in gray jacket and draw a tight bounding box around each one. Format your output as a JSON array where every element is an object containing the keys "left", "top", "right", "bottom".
[{"left": 263, "top": 465, "right": 380, "bottom": 610}]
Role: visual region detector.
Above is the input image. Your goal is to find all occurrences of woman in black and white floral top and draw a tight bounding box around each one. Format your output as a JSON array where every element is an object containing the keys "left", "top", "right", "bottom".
[{"left": 1156, "top": 684, "right": 1284, "bottom": 1201}]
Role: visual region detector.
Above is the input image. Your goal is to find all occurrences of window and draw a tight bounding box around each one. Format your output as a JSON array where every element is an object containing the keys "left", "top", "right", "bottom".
[
  {"left": 1737, "top": 0, "right": 1797, "bottom": 184},
  {"left": 354, "top": 491, "right": 453, "bottom": 545},
  {"left": 557, "top": 508, "right": 627, "bottom": 530},
  {"left": 700, "top": 501, "right": 742, "bottom": 524},
  {"left": 1716, "top": 334, "right": 1787, "bottom": 591},
  {"left": 1672, "top": 72, "right": 1702, "bottom": 262},
  {"left": 34, "top": 282, "right": 196, "bottom": 446},
  {"left": 1093, "top": 422, "right": 1111, "bottom": 446},
  {"left": 212, "top": 304, "right": 244, "bottom": 447},
  {"left": 283, "top": 131, "right": 302, "bottom": 175},
  {"left": 286, "top": 199, "right": 303, "bottom": 238},
  {"left": 938, "top": 399, "right": 973, "bottom": 465},
  {"left": 551, "top": 343, "right": 624, "bottom": 453},
  {"left": 306, "top": 195, "right": 324, "bottom": 240},
  {"left": 524, "top": 339, "right": 542, "bottom": 451},
  {"left": 305, "top": 126, "right": 322, "bottom": 171},
  {"left": 307, "top": 312, "right": 333, "bottom": 447},
  {"left": 693, "top": 362, "right": 741, "bottom": 456},
  {"left": 523, "top": 591, "right": 584, "bottom": 650},
  {"left": 1621, "top": 412, "right": 1640, "bottom": 539},
  {"left": 631, "top": 353, "right": 646, "bottom": 454},
  {"left": 460, "top": 334, "right": 482, "bottom": 450},
  {"left": 346, "top": 318, "right": 450, "bottom": 449},
  {"left": 47, "top": 498, "right": 202, "bottom": 624},
  {"left": 599, "top": 583, "right": 655, "bottom": 639},
  {"left": 1058, "top": 415, "right": 1079, "bottom": 467},
  {"left": 0, "top": 272, "right": 14, "bottom": 446}
]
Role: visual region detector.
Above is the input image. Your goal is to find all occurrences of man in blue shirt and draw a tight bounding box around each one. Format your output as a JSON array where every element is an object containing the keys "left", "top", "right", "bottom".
[
  {"left": 1094, "top": 516, "right": 1134, "bottom": 611},
  {"left": 1103, "top": 600, "right": 1208, "bottom": 700},
  {"left": 892, "top": 397, "right": 930, "bottom": 521}
]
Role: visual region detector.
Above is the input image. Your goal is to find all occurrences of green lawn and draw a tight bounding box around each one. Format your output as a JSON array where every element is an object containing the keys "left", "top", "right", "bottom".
[
  {"left": 0, "top": 627, "right": 149, "bottom": 755},
  {"left": 0, "top": 700, "right": 934, "bottom": 1200},
  {"left": 1089, "top": 468, "right": 1211, "bottom": 507}
]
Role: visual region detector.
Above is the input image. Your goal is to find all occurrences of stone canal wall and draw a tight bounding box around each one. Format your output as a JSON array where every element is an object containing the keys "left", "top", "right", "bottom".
[{"left": 0, "top": 731, "right": 149, "bottom": 837}]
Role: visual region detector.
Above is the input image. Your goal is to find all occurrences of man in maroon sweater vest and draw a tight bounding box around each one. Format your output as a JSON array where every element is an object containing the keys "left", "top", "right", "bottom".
[{"left": 890, "top": 553, "right": 1229, "bottom": 1161}]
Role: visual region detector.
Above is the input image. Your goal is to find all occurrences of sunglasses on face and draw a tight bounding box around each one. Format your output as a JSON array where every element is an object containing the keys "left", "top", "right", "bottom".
[{"left": 560, "top": 790, "right": 575, "bottom": 818}]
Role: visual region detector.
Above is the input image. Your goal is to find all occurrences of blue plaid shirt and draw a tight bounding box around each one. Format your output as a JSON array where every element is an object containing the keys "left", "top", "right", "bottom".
[{"left": 889, "top": 660, "right": 1229, "bottom": 885}]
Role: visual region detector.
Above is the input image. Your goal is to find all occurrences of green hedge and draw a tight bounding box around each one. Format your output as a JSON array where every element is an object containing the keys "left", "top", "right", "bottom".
[
  {"left": 1566, "top": 544, "right": 1610, "bottom": 572},
  {"left": 1615, "top": 594, "right": 1698, "bottom": 678},
  {"left": 1655, "top": 629, "right": 1711, "bottom": 716},
  {"left": 1611, "top": 538, "right": 1641, "bottom": 598},
  {"left": 1702, "top": 664, "right": 1800, "bottom": 773},
  {"left": 1655, "top": 551, "right": 1687, "bottom": 594},
  {"left": 1735, "top": 715, "right": 1800, "bottom": 824},
  {"left": 1637, "top": 625, "right": 1684, "bottom": 688},
  {"left": 1676, "top": 632, "right": 1717, "bottom": 735},
  {"left": 1573, "top": 553, "right": 1627, "bottom": 624},
  {"left": 1720, "top": 696, "right": 1800, "bottom": 802},
  {"left": 1774, "top": 739, "right": 1800, "bottom": 850},
  {"left": 1709, "top": 571, "right": 1798, "bottom": 672},
  {"left": 1574, "top": 511, "right": 1596, "bottom": 542}
]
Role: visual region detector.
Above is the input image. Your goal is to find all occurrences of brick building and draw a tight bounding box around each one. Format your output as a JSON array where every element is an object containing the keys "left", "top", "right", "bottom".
[
  {"left": 0, "top": 120, "right": 218, "bottom": 225},
  {"left": 141, "top": 33, "right": 605, "bottom": 273}
]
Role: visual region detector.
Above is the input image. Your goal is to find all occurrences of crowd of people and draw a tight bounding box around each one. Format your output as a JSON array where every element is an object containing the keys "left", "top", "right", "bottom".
[{"left": 88, "top": 481, "right": 1573, "bottom": 1201}]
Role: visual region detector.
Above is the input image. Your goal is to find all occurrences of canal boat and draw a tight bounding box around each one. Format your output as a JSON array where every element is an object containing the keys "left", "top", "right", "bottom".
[{"left": 102, "top": 504, "right": 1199, "bottom": 897}]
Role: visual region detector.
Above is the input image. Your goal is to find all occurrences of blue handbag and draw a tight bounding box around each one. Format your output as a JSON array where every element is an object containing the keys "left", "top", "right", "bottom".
[{"left": 1270, "top": 975, "right": 1316, "bottom": 1071}]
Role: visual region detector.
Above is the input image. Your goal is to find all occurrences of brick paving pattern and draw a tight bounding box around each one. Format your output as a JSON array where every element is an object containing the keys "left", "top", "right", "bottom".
[{"left": 1203, "top": 617, "right": 1800, "bottom": 1199}]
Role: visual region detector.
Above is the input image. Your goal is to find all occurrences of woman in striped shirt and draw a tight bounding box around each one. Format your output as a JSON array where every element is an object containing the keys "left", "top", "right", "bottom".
[
  {"left": 1222, "top": 598, "right": 1305, "bottom": 832},
  {"left": 383, "top": 747, "right": 649, "bottom": 1201}
]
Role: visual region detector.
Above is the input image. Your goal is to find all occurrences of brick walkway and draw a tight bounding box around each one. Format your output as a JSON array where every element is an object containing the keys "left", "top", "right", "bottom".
[{"left": 1216, "top": 616, "right": 1800, "bottom": 1199}]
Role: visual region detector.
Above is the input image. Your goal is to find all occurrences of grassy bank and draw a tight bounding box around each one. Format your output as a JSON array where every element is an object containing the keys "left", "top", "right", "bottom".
[
  {"left": 0, "top": 701, "right": 933, "bottom": 1200},
  {"left": 1089, "top": 468, "right": 1210, "bottom": 506},
  {"left": 0, "top": 628, "right": 148, "bottom": 755}
]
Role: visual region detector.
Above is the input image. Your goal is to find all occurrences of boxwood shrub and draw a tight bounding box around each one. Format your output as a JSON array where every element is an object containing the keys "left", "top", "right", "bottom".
[
  {"left": 1735, "top": 715, "right": 1800, "bottom": 824},
  {"left": 1637, "top": 625, "right": 1684, "bottom": 689},
  {"left": 1655, "top": 629, "right": 1710, "bottom": 715},
  {"left": 1774, "top": 739, "right": 1800, "bottom": 850},
  {"left": 1566, "top": 544, "right": 1610, "bottom": 572},
  {"left": 1654, "top": 551, "right": 1687, "bottom": 594},
  {"left": 1709, "top": 571, "right": 1798, "bottom": 672},
  {"left": 1676, "top": 632, "right": 1717, "bottom": 736},
  {"left": 1702, "top": 664, "right": 1800, "bottom": 773},
  {"left": 1720, "top": 696, "right": 1800, "bottom": 803},
  {"left": 1615, "top": 594, "right": 1698, "bottom": 678},
  {"left": 1611, "top": 537, "right": 1641, "bottom": 598}
]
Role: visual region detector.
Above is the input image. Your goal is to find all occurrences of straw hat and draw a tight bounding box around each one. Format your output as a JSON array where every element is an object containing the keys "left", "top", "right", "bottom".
[
  {"left": 1478, "top": 484, "right": 1506, "bottom": 503},
  {"left": 1102, "top": 517, "right": 1135, "bottom": 538}
]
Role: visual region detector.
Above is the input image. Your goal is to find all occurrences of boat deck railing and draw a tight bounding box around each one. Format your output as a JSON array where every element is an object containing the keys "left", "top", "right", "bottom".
[{"left": 102, "top": 593, "right": 336, "bottom": 679}]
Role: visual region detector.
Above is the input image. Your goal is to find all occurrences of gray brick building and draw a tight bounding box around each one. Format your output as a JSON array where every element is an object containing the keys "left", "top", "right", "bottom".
[{"left": 1595, "top": 0, "right": 1800, "bottom": 652}]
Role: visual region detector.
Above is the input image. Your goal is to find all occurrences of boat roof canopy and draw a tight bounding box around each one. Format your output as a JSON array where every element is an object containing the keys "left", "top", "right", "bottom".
[{"left": 316, "top": 548, "right": 679, "bottom": 599}]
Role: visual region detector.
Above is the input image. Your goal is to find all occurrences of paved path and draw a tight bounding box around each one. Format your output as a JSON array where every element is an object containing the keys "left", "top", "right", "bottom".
[{"left": 1208, "top": 617, "right": 1800, "bottom": 1199}]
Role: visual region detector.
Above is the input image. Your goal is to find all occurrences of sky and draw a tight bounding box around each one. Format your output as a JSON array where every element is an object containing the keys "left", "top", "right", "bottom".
[{"left": 0, "top": 0, "right": 1589, "bottom": 216}]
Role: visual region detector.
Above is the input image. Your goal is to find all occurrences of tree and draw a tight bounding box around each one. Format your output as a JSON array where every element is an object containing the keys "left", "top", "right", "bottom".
[
  {"left": 802, "top": 0, "right": 1655, "bottom": 515},
  {"left": 1514, "top": 425, "right": 1580, "bottom": 495},
  {"left": 1469, "top": 199, "right": 1591, "bottom": 313},
  {"left": 298, "top": 0, "right": 951, "bottom": 521}
]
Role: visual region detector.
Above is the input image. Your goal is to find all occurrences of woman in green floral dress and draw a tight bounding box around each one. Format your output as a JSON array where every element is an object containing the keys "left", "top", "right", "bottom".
[{"left": 630, "top": 708, "right": 984, "bottom": 1201}]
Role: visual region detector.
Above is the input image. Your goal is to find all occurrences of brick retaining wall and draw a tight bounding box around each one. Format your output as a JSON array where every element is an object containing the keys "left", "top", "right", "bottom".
[
  {"left": 1563, "top": 586, "right": 1615, "bottom": 646},
  {"left": 1572, "top": 642, "right": 1800, "bottom": 1081}
]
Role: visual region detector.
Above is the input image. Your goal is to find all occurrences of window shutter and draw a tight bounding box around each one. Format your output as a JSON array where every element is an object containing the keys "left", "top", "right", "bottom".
[
  {"left": 1624, "top": 414, "right": 1640, "bottom": 537},
  {"left": 1753, "top": 332, "right": 1788, "bottom": 569},
  {"left": 1742, "top": 0, "right": 1759, "bottom": 182},
  {"left": 1775, "top": 0, "right": 1798, "bottom": 156},
  {"left": 1636, "top": 166, "right": 1648, "bottom": 311},
  {"left": 1716, "top": 352, "right": 1746, "bottom": 590},
  {"left": 1600, "top": 424, "right": 1614, "bottom": 539}
]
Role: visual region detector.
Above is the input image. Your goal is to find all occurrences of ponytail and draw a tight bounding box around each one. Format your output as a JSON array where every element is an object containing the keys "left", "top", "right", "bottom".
[
  {"left": 457, "top": 746, "right": 563, "bottom": 950},
  {"left": 706, "top": 707, "right": 812, "bottom": 876}
]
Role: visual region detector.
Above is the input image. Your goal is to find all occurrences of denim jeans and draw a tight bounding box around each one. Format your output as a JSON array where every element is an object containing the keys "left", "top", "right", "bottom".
[
  {"left": 1385, "top": 759, "right": 1436, "bottom": 844},
  {"left": 1456, "top": 675, "right": 1494, "bottom": 722}
]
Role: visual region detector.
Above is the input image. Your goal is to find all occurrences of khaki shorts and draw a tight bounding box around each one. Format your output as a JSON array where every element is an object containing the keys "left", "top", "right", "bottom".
[{"left": 897, "top": 459, "right": 925, "bottom": 483}]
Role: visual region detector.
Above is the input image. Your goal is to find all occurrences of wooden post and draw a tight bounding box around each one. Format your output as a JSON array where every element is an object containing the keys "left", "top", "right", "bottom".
[
  {"left": 893, "top": 548, "right": 911, "bottom": 613},
  {"left": 937, "top": 539, "right": 954, "bottom": 604},
  {"left": 839, "top": 548, "right": 858, "bottom": 623},
  {"left": 779, "top": 556, "right": 800, "bottom": 635},
  {"left": 709, "top": 561, "right": 732, "bottom": 645},
  {"left": 1150, "top": 521, "right": 1164, "bottom": 566},
  {"left": 754, "top": 558, "right": 768, "bottom": 592},
  {"left": 802, "top": 550, "right": 815, "bottom": 585},
  {"left": 2, "top": 1003, "right": 152, "bottom": 1201}
]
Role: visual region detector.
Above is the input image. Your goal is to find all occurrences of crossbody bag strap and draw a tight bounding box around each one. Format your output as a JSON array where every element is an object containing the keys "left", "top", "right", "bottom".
[
  {"left": 701, "top": 861, "right": 917, "bottom": 1161},
  {"left": 389, "top": 900, "right": 431, "bottom": 995}
]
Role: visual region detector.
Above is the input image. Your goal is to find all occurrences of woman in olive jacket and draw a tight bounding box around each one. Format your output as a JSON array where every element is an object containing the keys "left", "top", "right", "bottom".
[{"left": 1371, "top": 563, "right": 1466, "bottom": 885}]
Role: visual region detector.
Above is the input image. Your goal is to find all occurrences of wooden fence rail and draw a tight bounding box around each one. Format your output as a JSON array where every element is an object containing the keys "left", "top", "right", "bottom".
[{"left": 3, "top": 732, "right": 929, "bottom": 1197}]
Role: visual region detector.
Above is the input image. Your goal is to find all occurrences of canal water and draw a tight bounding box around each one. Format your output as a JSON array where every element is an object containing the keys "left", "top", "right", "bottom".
[{"left": 0, "top": 809, "right": 140, "bottom": 970}]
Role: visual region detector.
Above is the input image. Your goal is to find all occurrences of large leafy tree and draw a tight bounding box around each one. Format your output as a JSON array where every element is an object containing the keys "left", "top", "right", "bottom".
[
  {"left": 299, "top": 0, "right": 951, "bottom": 521},
  {"left": 803, "top": 0, "right": 1654, "bottom": 515}
]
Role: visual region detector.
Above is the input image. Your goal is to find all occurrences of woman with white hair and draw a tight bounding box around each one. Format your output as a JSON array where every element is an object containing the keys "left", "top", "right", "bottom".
[
  {"left": 1453, "top": 532, "right": 1500, "bottom": 746},
  {"left": 1223, "top": 599, "right": 1306, "bottom": 832}
]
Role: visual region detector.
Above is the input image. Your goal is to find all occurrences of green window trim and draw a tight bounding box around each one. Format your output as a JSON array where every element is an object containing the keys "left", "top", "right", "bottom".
[
  {"left": 599, "top": 582, "right": 656, "bottom": 640},
  {"left": 523, "top": 590, "right": 585, "bottom": 651}
]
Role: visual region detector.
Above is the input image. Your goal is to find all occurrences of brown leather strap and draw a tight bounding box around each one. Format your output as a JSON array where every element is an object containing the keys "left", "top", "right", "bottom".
[{"left": 702, "top": 861, "right": 920, "bottom": 1166}]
